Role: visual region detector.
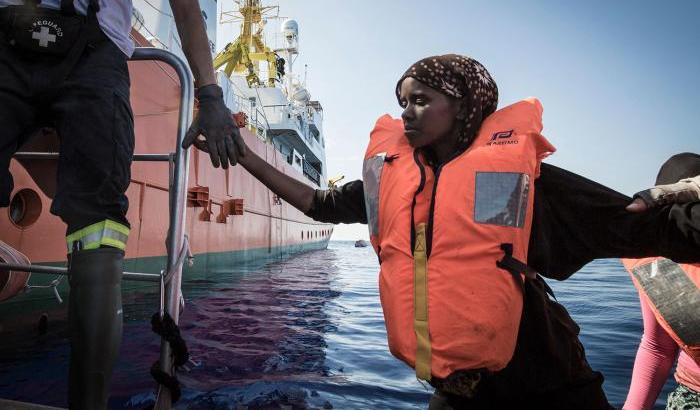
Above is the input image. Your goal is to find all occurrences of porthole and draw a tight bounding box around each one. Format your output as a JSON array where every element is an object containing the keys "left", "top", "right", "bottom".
[{"left": 8, "top": 189, "right": 42, "bottom": 228}]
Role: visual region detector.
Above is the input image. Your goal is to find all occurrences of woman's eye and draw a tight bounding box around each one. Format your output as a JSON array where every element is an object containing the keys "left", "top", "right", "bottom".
[{"left": 414, "top": 97, "right": 426, "bottom": 105}]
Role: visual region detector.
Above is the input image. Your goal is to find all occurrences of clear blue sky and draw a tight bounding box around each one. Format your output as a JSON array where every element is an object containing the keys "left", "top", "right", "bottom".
[{"left": 218, "top": 1, "right": 699, "bottom": 240}]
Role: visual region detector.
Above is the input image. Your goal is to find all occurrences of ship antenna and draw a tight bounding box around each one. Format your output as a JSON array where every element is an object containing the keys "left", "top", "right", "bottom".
[{"left": 303, "top": 64, "right": 308, "bottom": 88}]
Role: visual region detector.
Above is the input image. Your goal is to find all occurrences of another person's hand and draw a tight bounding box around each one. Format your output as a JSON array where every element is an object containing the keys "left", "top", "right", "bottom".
[
  {"left": 626, "top": 175, "right": 700, "bottom": 212},
  {"left": 182, "top": 84, "right": 247, "bottom": 168}
]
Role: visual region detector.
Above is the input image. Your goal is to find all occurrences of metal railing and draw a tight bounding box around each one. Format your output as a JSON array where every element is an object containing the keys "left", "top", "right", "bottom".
[{"left": 3, "top": 47, "right": 193, "bottom": 410}]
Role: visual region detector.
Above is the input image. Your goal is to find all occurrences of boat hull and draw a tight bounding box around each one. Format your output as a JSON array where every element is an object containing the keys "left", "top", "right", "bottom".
[{"left": 0, "top": 40, "right": 333, "bottom": 313}]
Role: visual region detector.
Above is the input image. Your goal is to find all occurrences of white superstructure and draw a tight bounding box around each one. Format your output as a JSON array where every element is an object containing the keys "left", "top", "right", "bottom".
[{"left": 130, "top": 0, "right": 327, "bottom": 188}]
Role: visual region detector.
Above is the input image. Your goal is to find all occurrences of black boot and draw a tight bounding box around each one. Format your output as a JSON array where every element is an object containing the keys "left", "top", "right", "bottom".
[{"left": 67, "top": 247, "right": 124, "bottom": 410}]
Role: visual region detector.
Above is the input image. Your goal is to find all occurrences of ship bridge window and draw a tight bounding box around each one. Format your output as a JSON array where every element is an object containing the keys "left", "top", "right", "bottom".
[{"left": 311, "top": 129, "right": 320, "bottom": 142}]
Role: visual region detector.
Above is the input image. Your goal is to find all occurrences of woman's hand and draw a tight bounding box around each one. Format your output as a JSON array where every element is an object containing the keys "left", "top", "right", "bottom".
[
  {"left": 182, "top": 84, "right": 247, "bottom": 168},
  {"left": 626, "top": 175, "right": 700, "bottom": 212}
]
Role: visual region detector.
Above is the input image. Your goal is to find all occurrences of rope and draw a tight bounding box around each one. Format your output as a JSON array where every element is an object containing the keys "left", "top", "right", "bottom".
[
  {"left": 163, "top": 235, "right": 192, "bottom": 286},
  {"left": 0, "top": 240, "right": 46, "bottom": 300},
  {"left": 149, "top": 311, "right": 188, "bottom": 405},
  {"left": 148, "top": 311, "right": 189, "bottom": 405},
  {"left": 151, "top": 311, "right": 190, "bottom": 368},
  {"left": 25, "top": 275, "right": 65, "bottom": 304},
  {"left": 148, "top": 235, "right": 193, "bottom": 405},
  {"left": 148, "top": 361, "right": 181, "bottom": 406}
]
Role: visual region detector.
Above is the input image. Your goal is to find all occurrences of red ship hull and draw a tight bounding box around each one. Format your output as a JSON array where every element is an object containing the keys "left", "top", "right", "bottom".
[{"left": 0, "top": 34, "right": 332, "bottom": 286}]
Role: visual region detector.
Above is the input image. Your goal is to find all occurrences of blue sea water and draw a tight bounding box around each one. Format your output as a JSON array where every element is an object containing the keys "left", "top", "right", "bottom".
[{"left": 0, "top": 241, "right": 677, "bottom": 409}]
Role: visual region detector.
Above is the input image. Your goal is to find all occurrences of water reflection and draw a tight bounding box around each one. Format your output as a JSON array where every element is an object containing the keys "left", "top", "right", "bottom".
[
  {"left": 0, "top": 244, "right": 432, "bottom": 410},
  {"left": 118, "top": 249, "right": 344, "bottom": 409}
]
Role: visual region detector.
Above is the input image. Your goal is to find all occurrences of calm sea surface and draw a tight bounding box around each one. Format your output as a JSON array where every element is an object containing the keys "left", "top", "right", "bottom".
[{"left": 0, "top": 241, "right": 676, "bottom": 409}]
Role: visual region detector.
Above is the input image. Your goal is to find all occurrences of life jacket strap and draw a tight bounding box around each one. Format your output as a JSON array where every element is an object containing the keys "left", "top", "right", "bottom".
[
  {"left": 496, "top": 243, "right": 536, "bottom": 283},
  {"left": 413, "top": 223, "right": 431, "bottom": 381}
]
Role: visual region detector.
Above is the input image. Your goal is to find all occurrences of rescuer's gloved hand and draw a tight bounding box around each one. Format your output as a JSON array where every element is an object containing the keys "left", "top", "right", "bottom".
[
  {"left": 182, "top": 84, "right": 247, "bottom": 168},
  {"left": 626, "top": 175, "right": 700, "bottom": 212}
]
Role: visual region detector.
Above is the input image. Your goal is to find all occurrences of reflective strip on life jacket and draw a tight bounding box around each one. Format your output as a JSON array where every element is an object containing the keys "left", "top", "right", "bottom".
[
  {"left": 474, "top": 172, "right": 531, "bottom": 228},
  {"left": 363, "top": 152, "right": 387, "bottom": 237},
  {"left": 628, "top": 259, "right": 700, "bottom": 347},
  {"left": 66, "top": 219, "right": 130, "bottom": 252},
  {"left": 413, "top": 223, "right": 431, "bottom": 381}
]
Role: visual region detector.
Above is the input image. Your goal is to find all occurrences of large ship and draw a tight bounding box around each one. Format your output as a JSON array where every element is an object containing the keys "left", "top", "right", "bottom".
[{"left": 0, "top": 1, "right": 333, "bottom": 311}]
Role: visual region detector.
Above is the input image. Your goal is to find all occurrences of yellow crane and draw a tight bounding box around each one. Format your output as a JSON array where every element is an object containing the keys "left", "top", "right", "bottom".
[{"left": 214, "top": 0, "right": 280, "bottom": 87}]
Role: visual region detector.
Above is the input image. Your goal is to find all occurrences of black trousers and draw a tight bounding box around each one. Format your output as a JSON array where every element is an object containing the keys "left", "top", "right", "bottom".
[{"left": 0, "top": 28, "right": 134, "bottom": 234}]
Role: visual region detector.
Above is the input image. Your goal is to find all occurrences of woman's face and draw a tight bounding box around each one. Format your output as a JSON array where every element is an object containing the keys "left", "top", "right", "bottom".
[{"left": 398, "top": 77, "right": 461, "bottom": 151}]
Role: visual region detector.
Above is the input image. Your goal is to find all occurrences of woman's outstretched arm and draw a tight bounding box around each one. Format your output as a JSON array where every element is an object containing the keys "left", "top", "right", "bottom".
[
  {"left": 238, "top": 146, "right": 316, "bottom": 213},
  {"left": 238, "top": 144, "right": 367, "bottom": 224},
  {"left": 528, "top": 164, "right": 700, "bottom": 280}
]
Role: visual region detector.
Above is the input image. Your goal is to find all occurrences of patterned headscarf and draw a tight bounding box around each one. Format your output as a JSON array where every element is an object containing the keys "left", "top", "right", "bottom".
[{"left": 395, "top": 54, "right": 498, "bottom": 148}]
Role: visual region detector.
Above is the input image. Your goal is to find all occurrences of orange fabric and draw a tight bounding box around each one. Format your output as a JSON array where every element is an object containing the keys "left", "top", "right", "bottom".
[
  {"left": 622, "top": 258, "right": 700, "bottom": 364},
  {"left": 676, "top": 352, "right": 700, "bottom": 393},
  {"left": 364, "top": 99, "right": 555, "bottom": 378}
]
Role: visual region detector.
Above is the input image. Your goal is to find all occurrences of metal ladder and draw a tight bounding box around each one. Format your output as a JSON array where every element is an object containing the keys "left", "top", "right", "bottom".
[{"left": 0, "top": 47, "right": 194, "bottom": 410}]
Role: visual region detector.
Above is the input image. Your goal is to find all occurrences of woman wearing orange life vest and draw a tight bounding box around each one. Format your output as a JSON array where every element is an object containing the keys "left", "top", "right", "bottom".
[
  {"left": 623, "top": 153, "right": 700, "bottom": 410},
  {"left": 197, "top": 54, "right": 700, "bottom": 408}
]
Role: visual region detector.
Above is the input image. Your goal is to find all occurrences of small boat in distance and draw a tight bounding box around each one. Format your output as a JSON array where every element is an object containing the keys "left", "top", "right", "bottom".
[{"left": 354, "top": 240, "right": 369, "bottom": 248}]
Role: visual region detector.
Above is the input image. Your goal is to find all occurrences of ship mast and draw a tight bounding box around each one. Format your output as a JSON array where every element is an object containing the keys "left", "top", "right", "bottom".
[
  {"left": 215, "top": 0, "right": 280, "bottom": 87},
  {"left": 277, "top": 18, "right": 299, "bottom": 98}
]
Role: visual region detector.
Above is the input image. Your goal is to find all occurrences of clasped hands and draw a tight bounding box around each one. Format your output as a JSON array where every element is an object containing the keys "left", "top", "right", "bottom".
[
  {"left": 180, "top": 87, "right": 699, "bottom": 213},
  {"left": 182, "top": 84, "right": 247, "bottom": 168},
  {"left": 627, "top": 175, "right": 700, "bottom": 212}
]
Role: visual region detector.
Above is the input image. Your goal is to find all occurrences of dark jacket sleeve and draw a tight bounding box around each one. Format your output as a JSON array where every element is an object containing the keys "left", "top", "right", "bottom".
[
  {"left": 529, "top": 163, "right": 700, "bottom": 280},
  {"left": 304, "top": 179, "right": 368, "bottom": 224},
  {"left": 303, "top": 166, "right": 700, "bottom": 279}
]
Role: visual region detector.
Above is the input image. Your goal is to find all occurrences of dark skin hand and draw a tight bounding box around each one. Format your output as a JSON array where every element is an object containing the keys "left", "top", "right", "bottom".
[
  {"left": 181, "top": 85, "right": 247, "bottom": 168},
  {"left": 169, "top": 0, "right": 246, "bottom": 168}
]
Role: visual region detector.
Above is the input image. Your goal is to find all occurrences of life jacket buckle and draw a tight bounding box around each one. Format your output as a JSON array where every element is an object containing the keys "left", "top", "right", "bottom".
[{"left": 496, "top": 243, "right": 537, "bottom": 281}]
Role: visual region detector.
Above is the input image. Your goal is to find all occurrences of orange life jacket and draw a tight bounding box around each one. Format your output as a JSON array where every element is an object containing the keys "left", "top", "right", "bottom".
[
  {"left": 362, "top": 98, "right": 555, "bottom": 380},
  {"left": 622, "top": 258, "right": 700, "bottom": 363}
]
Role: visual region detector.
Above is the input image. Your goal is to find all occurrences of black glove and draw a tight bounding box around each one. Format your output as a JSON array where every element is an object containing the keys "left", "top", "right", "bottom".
[{"left": 182, "top": 84, "right": 247, "bottom": 168}]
